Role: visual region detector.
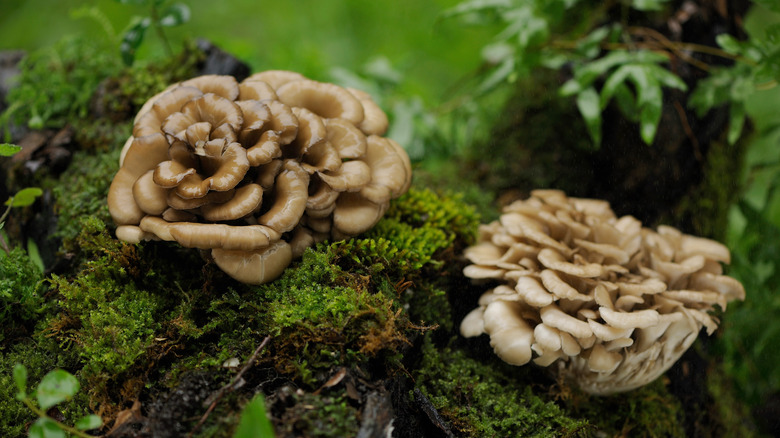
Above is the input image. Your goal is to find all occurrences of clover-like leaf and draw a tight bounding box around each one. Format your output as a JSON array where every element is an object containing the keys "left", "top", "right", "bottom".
[
  {"left": 28, "top": 417, "right": 65, "bottom": 438},
  {"left": 75, "top": 414, "right": 103, "bottom": 431},
  {"left": 630, "top": 0, "right": 669, "bottom": 11},
  {"left": 13, "top": 364, "right": 27, "bottom": 399},
  {"left": 36, "top": 369, "right": 80, "bottom": 411},
  {"left": 0, "top": 143, "right": 21, "bottom": 157},
  {"left": 5, "top": 187, "right": 43, "bottom": 207},
  {"left": 159, "top": 3, "right": 190, "bottom": 27},
  {"left": 120, "top": 16, "right": 151, "bottom": 66}
]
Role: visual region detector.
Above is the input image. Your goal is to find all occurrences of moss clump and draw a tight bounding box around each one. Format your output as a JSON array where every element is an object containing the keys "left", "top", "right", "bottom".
[
  {"left": 1, "top": 36, "right": 119, "bottom": 132},
  {"left": 667, "top": 134, "right": 746, "bottom": 239},
  {"left": 415, "top": 336, "right": 591, "bottom": 437},
  {"left": 269, "top": 389, "right": 360, "bottom": 438},
  {"left": 51, "top": 148, "right": 121, "bottom": 248},
  {"left": 43, "top": 216, "right": 183, "bottom": 415},
  {"left": 0, "top": 247, "right": 46, "bottom": 342},
  {"left": 561, "top": 379, "right": 685, "bottom": 437},
  {"left": 91, "top": 40, "right": 205, "bottom": 124}
]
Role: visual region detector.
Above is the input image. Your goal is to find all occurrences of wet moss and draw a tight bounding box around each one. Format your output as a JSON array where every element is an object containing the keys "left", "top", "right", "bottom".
[
  {"left": 51, "top": 148, "right": 121, "bottom": 249},
  {"left": 0, "top": 247, "right": 47, "bottom": 342},
  {"left": 561, "top": 379, "right": 686, "bottom": 437},
  {"left": 415, "top": 336, "right": 592, "bottom": 437},
  {"left": 269, "top": 388, "right": 360, "bottom": 438}
]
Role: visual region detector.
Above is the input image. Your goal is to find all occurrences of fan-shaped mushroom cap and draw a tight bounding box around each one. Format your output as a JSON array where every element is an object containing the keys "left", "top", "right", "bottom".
[
  {"left": 212, "top": 240, "right": 292, "bottom": 285},
  {"left": 239, "top": 80, "right": 279, "bottom": 101},
  {"left": 324, "top": 118, "right": 367, "bottom": 159},
  {"left": 109, "top": 71, "right": 410, "bottom": 285},
  {"left": 359, "top": 136, "right": 413, "bottom": 204},
  {"left": 244, "top": 70, "right": 306, "bottom": 89},
  {"left": 347, "top": 87, "right": 389, "bottom": 135},
  {"left": 257, "top": 161, "right": 309, "bottom": 233},
  {"left": 276, "top": 79, "right": 364, "bottom": 125},
  {"left": 200, "top": 183, "right": 263, "bottom": 221},
  {"left": 458, "top": 189, "right": 746, "bottom": 395},
  {"left": 333, "top": 192, "right": 388, "bottom": 236},
  {"left": 483, "top": 300, "right": 534, "bottom": 366}
]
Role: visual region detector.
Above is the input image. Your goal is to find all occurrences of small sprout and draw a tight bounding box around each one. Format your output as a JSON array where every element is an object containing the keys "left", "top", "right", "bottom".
[
  {"left": 13, "top": 365, "right": 103, "bottom": 438},
  {"left": 0, "top": 143, "right": 22, "bottom": 156},
  {"left": 234, "top": 394, "right": 276, "bottom": 438}
]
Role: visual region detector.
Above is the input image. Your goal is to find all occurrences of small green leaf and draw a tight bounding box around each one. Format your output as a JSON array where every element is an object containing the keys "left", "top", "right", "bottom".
[
  {"left": 576, "top": 26, "right": 610, "bottom": 59},
  {"left": 234, "top": 394, "right": 275, "bottom": 438},
  {"left": 120, "top": 17, "right": 151, "bottom": 65},
  {"left": 716, "top": 34, "right": 743, "bottom": 55},
  {"left": 13, "top": 364, "right": 27, "bottom": 398},
  {"left": 159, "top": 3, "right": 190, "bottom": 27},
  {"left": 631, "top": 0, "right": 669, "bottom": 11},
  {"left": 36, "top": 369, "right": 80, "bottom": 411},
  {"left": 0, "top": 143, "right": 21, "bottom": 157},
  {"left": 440, "top": 0, "right": 511, "bottom": 19},
  {"left": 477, "top": 56, "right": 515, "bottom": 94},
  {"left": 576, "top": 87, "right": 602, "bottom": 146},
  {"left": 75, "top": 414, "right": 103, "bottom": 431},
  {"left": 27, "top": 238, "right": 44, "bottom": 273},
  {"left": 639, "top": 91, "right": 662, "bottom": 145},
  {"left": 5, "top": 187, "right": 43, "bottom": 207},
  {"left": 28, "top": 418, "right": 66, "bottom": 438},
  {"left": 559, "top": 78, "right": 582, "bottom": 97},
  {"left": 600, "top": 64, "right": 633, "bottom": 108},
  {"left": 728, "top": 102, "right": 746, "bottom": 145},
  {"left": 613, "top": 82, "right": 639, "bottom": 122}
]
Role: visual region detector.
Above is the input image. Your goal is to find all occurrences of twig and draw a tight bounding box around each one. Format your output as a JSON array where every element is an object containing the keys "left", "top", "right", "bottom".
[{"left": 187, "top": 336, "right": 271, "bottom": 438}]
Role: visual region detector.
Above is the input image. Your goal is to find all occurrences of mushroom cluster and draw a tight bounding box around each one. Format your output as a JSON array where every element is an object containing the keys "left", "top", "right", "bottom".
[
  {"left": 459, "top": 190, "right": 745, "bottom": 394},
  {"left": 108, "top": 71, "right": 411, "bottom": 284}
]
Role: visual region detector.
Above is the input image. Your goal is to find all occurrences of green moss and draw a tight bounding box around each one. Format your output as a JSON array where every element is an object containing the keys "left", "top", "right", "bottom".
[
  {"left": 665, "top": 135, "right": 746, "bottom": 239},
  {"left": 416, "top": 336, "right": 591, "bottom": 437},
  {"left": 563, "top": 380, "right": 686, "bottom": 437},
  {"left": 51, "top": 149, "right": 121, "bottom": 248},
  {"left": 706, "top": 364, "right": 758, "bottom": 437},
  {"left": 272, "top": 391, "right": 360, "bottom": 438},
  {"left": 92, "top": 40, "right": 205, "bottom": 123},
  {"left": 0, "top": 247, "right": 47, "bottom": 343},
  {"left": 1, "top": 36, "right": 119, "bottom": 133}
]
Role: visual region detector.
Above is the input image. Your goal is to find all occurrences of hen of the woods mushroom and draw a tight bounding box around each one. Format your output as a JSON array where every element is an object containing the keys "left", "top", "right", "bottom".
[
  {"left": 460, "top": 190, "right": 745, "bottom": 395},
  {"left": 107, "top": 71, "right": 411, "bottom": 284}
]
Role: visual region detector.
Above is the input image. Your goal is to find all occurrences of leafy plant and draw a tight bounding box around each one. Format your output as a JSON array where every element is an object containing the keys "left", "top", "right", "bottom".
[
  {"left": 443, "top": 0, "right": 780, "bottom": 147},
  {"left": 0, "top": 144, "right": 43, "bottom": 254},
  {"left": 116, "top": 0, "right": 191, "bottom": 65},
  {"left": 0, "top": 37, "right": 119, "bottom": 134},
  {"left": 13, "top": 365, "right": 102, "bottom": 438},
  {"left": 234, "top": 394, "right": 275, "bottom": 438}
]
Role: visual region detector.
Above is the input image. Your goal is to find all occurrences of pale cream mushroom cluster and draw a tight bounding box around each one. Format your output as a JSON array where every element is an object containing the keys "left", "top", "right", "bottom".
[
  {"left": 107, "top": 71, "right": 411, "bottom": 284},
  {"left": 459, "top": 190, "right": 745, "bottom": 395}
]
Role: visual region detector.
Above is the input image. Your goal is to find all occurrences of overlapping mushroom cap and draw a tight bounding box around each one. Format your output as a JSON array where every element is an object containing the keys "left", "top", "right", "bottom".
[
  {"left": 459, "top": 190, "right": 745, "bottom": 395},
  {"left": 108, "top": 72, "right": 411, "bottom": 284}
]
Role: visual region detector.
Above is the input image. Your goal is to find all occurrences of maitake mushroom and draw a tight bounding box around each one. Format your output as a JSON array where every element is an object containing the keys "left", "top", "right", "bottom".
[
  {"left": 459, "top": 190, "right": 745, "bottom": 395},
  {"left": 108, "top": 72, "right": 411, "bottom": 284}
]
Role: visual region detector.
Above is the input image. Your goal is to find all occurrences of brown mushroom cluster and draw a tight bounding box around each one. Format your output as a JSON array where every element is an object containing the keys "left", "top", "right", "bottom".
[
  {"left": 107, "top": 71, "right": 412, "bottom": 284},
  {"left": 459, "top": 190, "right": 745, "bottom": 394}
]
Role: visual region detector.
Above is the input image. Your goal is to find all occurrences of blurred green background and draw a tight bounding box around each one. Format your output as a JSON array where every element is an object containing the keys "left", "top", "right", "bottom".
[{"left": 0, "top": 0, "right": 497, "bottom": 106}]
